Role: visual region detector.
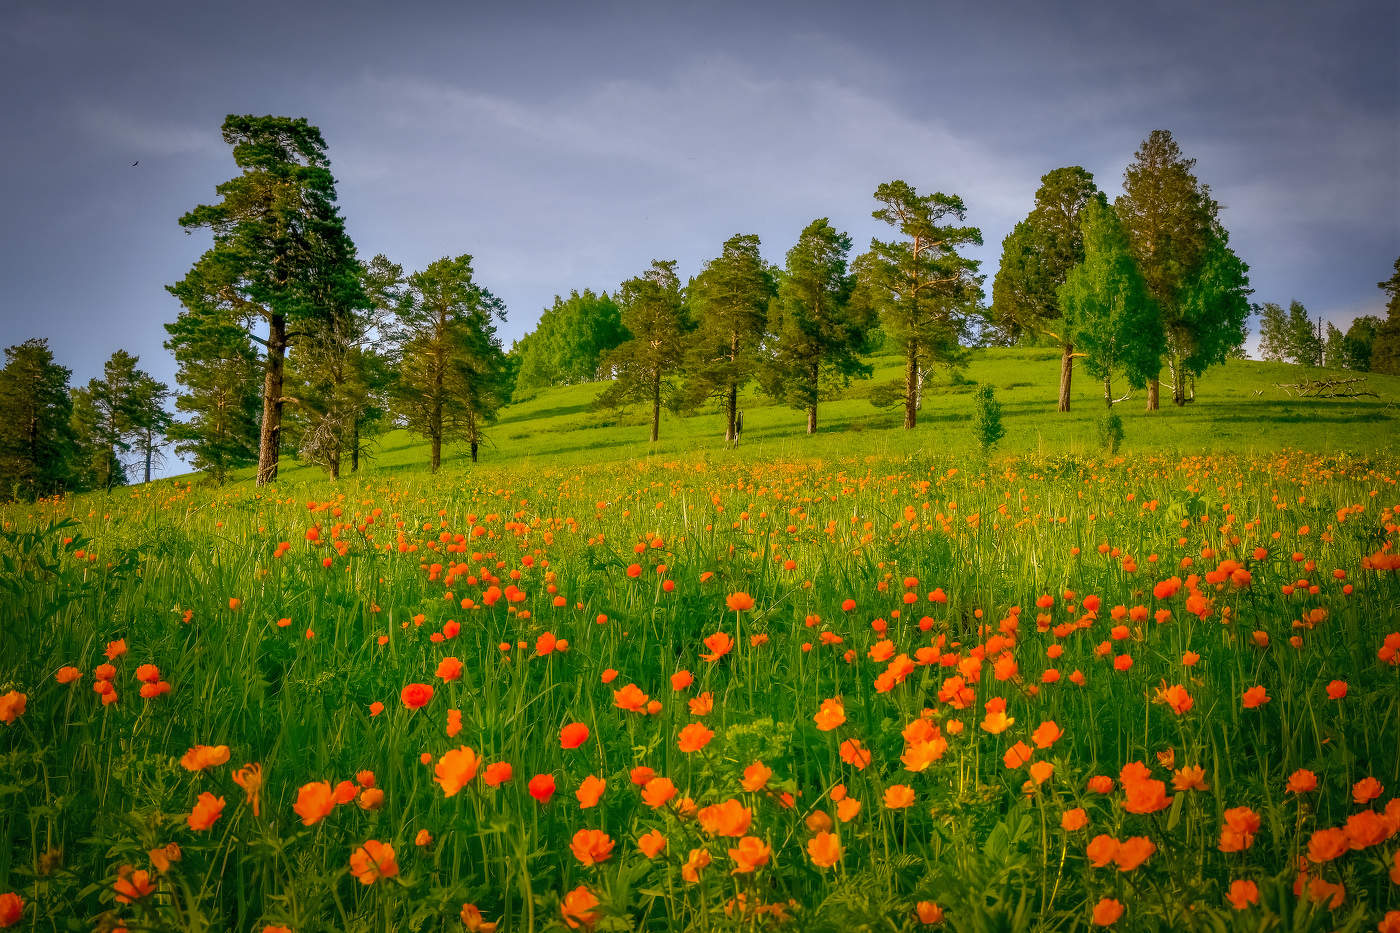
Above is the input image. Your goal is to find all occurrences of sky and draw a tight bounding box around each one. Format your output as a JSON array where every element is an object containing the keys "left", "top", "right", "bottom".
[{"left": 1, "top": 0, "right": 1397, "bottom": 472}]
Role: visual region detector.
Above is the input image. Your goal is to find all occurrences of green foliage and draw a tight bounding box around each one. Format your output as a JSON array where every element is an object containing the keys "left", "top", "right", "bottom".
[
  {"left": 1371, "top": 257, "right": 1400, "bottom": 376},
  {"left": 972, "top": 384, "right": 1005, "bottom": 454},
  {"left": 0, "top": 339, "right": 76, "bottom": 499},
  {"left": 1342, "top": 315, "right": 1382, "bottom": 372},
  {"left": 1058, "top": 197, "right": 1162, "bottom": 403},
  {"left": 990, "top": 166, "right": 1098, "bottom": 344},
  {"left": 1256, "top": 302, "right": 1290, "bottom": 361},
  {"left": 513, "top": 290, "right": 626, "bottom": 389},
  {"left": 681, "top": 234, "right": 776, "bottom": 440},
  {"left": 1097, "top": 409, "right": 1125, "bottom": 454},
  {"left": 387, "top": 254, "right": 508, "bottom": 469},
  {"left": 763, "top": 218, "right": 874, "bottom": 432},
  {"left": 595, "top": 261, "right": 690, "bottom": 442},
  {"left": 164, "top": 308, "right": 261, "bottom": 483},
  {"left": 855, "top": 180, "right": 983, "bottom": 427},
  {"left": 68, "top": 350, "right": 169, "bottom": 491}
]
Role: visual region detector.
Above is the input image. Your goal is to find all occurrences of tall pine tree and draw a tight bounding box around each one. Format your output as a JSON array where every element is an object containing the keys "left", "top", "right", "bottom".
[
  {"left": 0, "top": 339, "right": 77, "bottom": 499},
  {"left": 596, "top": 261, "right": 690, "bottom": 442}
]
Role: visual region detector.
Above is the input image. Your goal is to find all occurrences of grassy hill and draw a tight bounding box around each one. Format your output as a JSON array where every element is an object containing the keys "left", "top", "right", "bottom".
[{"left": 256, "top": 348, "right": 1400, "bottom": 484}]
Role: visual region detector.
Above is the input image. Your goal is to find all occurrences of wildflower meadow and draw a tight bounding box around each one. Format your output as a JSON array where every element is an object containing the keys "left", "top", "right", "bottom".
[{"left": 1, "top": 450, "right": 1398, "bottom": 931}]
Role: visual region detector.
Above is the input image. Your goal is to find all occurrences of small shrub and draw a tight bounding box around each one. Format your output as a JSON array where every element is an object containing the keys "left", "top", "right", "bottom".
[
  {"left": 973, "top": 385, "right": 1005, "bottom": 454},
  {"left": 1098, "top": 410, "right": 1125, "bottom": 454}
]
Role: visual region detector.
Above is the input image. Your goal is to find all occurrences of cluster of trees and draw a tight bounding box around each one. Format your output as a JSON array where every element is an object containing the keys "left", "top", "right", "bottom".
[
  {"left": 163, "top": 116, "right": 509, "bottom": 485},
  {"left": 5, "top": 119, "right": 1398, "bottom": 498},
  {"left": 0, "top": 340, "right": 170, "bottom": 500},
  {"left": 991, "top": 130, "right": 1253, "bottom": 410},
  {"left": 1257, "top": 264, "right": 1400, "bottom": 375}
]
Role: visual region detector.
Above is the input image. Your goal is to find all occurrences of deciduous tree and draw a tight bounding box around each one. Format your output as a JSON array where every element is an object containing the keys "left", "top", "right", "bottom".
[{"left": 513, "top": 291, "right": 627, "bottom": 389}]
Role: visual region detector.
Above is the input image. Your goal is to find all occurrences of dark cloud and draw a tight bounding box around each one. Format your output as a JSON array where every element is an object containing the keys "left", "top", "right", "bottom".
[{"left": 1, "top": 0, "right": 1396, "bottom": 470}]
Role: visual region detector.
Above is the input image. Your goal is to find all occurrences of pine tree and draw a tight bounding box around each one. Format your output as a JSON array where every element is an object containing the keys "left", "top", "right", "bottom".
[
  {"left": 0, "top": 339, "right": 77, "bottom": 499},
  {"left": 681, "top": 234, "right": 776, "bottom": 443},
  {"left": 1323, "top": 323, "right": 1346, "bottom": 369},
  {"left": 164, "top": 309, "right": 262, "bottom": 483},
  {"left": 855, "top": 180, "right": 983, "bottom": 428},
  {"left": 387, "top": 255, "right": 508, "bottom": 470},
  {"left": 1371, "top": 257, "right": 1400, "bottom": 376},
  {"left": 991, "top": 166, "right": 1099, "bottom": 411},
  {"left": 1058, "top": 197, "right": 1163, "bottom": 407},
  {"left": 169, "top": 115, "right": 363, "bottom": 485},
  {"left": 596, "top": 261, "right": 690, "bottom": 442},
  {"left": 1285, "top": 300, "right": 1321, "bottom": 367},
  {"left": 764, "top": 218, "right": 874, "bottom": 434},
  {"left": 68, "top": 350, "right": 165, "bottom": 491}
]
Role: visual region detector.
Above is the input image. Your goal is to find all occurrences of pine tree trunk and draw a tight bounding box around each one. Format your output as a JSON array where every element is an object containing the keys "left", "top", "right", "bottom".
[
  {"left": 807, "top": 360, "right": 819, "bottom": 434},
  {"left": 1172, "top": 357, "right": 1186, "bottom": 406},
  {"left": 143, "top": 431, "right": 152, "bottom": 484},
  {"left": 351, "top": 420, "right": 359, "bottom": 472},
  {"left": 470, "top": 440, "right": 478, "bottom": 463},
  {"left": 1058, "top": 344, "right": 1073, "bottom": 412},
  {"left": 650, "top": 373, "right": 660, "bottom": 443},
  {"left": 430, "top": 405, "right": 442, "bottom": 472},
  {"left": 1104, "top": 373, "right": 1113, "bottom": 408},
  {"left": 327, "top": 447, "right": 340, "bottom": 481},
  {"left": 904, "top": 338, "right": 919, "bottom": 429},
  {"left": 256, "top": 314, "right": 286, "bottom": 486},
  {"left": 725, "top": 383, "right": 737, "bottom": 443},
  {"left": 1146, "top": 378, "right": 1159, "bottom": 412}
]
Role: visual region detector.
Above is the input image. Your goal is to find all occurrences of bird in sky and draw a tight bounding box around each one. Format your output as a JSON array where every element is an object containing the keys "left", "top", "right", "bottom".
[{"left": 131, "top": 161, "right": 139, "bottom": 166}]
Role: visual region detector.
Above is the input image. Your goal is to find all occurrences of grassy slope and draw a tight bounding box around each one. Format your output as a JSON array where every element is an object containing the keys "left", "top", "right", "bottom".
[{"left": 257, "top": 348, "right": 1400, "bottom": 485}]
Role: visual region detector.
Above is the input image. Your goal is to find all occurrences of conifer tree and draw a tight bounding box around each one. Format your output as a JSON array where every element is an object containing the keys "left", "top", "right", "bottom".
[
  {"left": 0, "top": 339, "right": 77, "bottom": 499},
  {"left": 596, "top": 261, "right": 690, "bottom": 442}
]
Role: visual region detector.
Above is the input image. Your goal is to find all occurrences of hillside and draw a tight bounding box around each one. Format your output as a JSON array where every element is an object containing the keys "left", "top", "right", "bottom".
[{"left": 249, "top": 348, "right": 1400, "bottom": 484}]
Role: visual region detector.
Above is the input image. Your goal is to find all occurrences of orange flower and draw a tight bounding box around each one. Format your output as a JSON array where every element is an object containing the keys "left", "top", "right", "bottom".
[
  {"left": 570, "top": 829, "right": 615, "bottom": 866},
  {"left": 1241, "top": 685, "right": 1269, "bottom": 709},
  {"left": 401, "top": 683, "right": 434, "bottom": 709},
  {"left": 1113, "top": 836, "right": 1154, "bottom": 871},
  {"left": 148, "top": 843, "right": 181, "bottom": 873},
  {"left": 560, "top": 722, "right": 590, "bottom": 749},
  {"left": 1086, "top": 834, "right": 1119, "bottom": 867},
  {"left": 839, "top": 738, "right": 872, "bottom": 770},
  {"left": 1172, "top": 765, "right": 1209, "bottom": 791},
  {"left": 435, "top": 746, "right": 481, "bottom": 797},
  {"left": 358, "top": 788, "right": 384, "bottom": 810},
  {"left": 728, "top": 835, "right": 770, "bottom": 873},
  {"left": 435, "top": 657, "right": 463, "bottom": 681},
  {"left": 1325, "top": 680, "right": 1347, "bottom": 700},
  {"left": 483, "top": 761, "right": 513, "bottom": 787},
  {"left": 105, "top": 639, "right": 127, "bottom": 660},
  {"left": 1122, "top": 779, "right": 1172, "bottom": 814},
  {"left": 807, "top": 831, "right": 842, "bottom": 868},
  {"left": 902, "top": 738, "right": 948, "bottom": 772},
  {"left": 670, "top": 670, "right": 694, "bottom": 691},
  {"left": 1286, "top": 768, "right": 1318, "bottom": 793},
  {"left": 741, "top": 761, "right": 772, "bottom": 792},
  {"left": 883, "top": 784, "right": 915, "bottom": 809},
  {"left": 349, "top": 840, "right": 398, "bottom": 884},
  {"left": 1156, "top": 682, "right": 1194, "bottom": 715},
  {"left": 1352, "top": 776, "right": 1383, "bottom": 804},
  {"left": 179, "top": 745, "right": 230, "bottom": 772},
  {"left": 678, "top": 723, "right": 714, "bottom": 753},
  {"left": 55, "top": 666, "right": 82, "bottom": 684},
  {"left": 229, "top": 762, "right": 262, "bottom": 816},
  {"left": 1031, "top": 720, "right": 1063, "bottom": 748},
  {"left": 1225, "top": 879, "right": 1258, "bottom": 910},
  {"left": 459, "top": 903, "right": 497, "bottom": 933},
  {"left": 2, "top": 689, "right": 31, "bottom": 717},
  {"left": 688, "top": 692, "right": 714, "bottom": 716},
  {"left": 575, "top": 775, "right": 606, "bottom": 809},
  {"left": 1087, "top": 775, "right": 1114, "bottom": 794},
  {"left": 560, "top": 884, "right": 600, "bottom": 928},
  {"left": 1028, "top": 760, "right": 1054, "bottom": 785},
  {"left": 1091, "top": 897, "right": 1124, "bottom": 926},
  {"left": 697, "top": 799, "right": 753, "bottom": 837},
  {"left": 725, "top": 592, "right": 755, "bottom": 612},
  {"left": 642, "top": 777, "right": 677, "bottom": 808},
  {"left": 528, "top": 773, "right": 556, "bottom": 803},
  {"left": 980, "top": 697, "right": 1014, "bottom": 734},
  {"left": 681, "top": 847, "right": 711, "bottom": 883},
  {"left": 416, "top": 829, "right": 433, "bottom": 847},
  {"left": 187, "top": 792, "right": 225, "bottom": 831},
  {"left": 114, "top": 865, "right": 156, "bottom": 903},
  {"left": 1306, "top": 827, "right": 1349, "bottom": 863},
  {"left": 613, "top": 684, "right": 649, "bottom": 712},
  {"left": 1061, "top": 807, "right": 1088, "bottom": 831},
  {"left": 915, "top": 901, "right": 945, "bottom": 924},
  {"left": 837, "top": 797, "right": 862, "bottom": 822},
  {"left": 1002, "top": 742, "right": 1033, "bottom": 769},
  {"left": 701, "top": 632, "right": 734, "bottom": 662},
  {"left": 293, "top": 781, "right": 335, "bottom": 825},
  {"left": 813, "top": 697, "right": 846, "bottom": 731},
  {"left": 0, "top": 892, "right": 21, "bottom": 927},
  {"left": 638, "top": 830, "right": 667, "bottom": 858}
]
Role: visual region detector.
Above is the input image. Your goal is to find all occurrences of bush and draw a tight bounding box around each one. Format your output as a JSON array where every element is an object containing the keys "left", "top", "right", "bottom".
[
  {"left": 1098, "top": 410, "right": 1125, "bottom": 454},
  {"left": 973, "top": 384, "right": 1005, "bottom": 454}
]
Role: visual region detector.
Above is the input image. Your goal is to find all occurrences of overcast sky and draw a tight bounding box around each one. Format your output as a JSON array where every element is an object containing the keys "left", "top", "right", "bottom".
[{"left": 2, "top": 0, "right": 1397, "bottom": 415}]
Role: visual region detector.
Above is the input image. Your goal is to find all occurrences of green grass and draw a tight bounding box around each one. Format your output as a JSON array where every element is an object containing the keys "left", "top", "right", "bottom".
[{"left": 252, "top": 349, "right": 1400, "bottom": 485}]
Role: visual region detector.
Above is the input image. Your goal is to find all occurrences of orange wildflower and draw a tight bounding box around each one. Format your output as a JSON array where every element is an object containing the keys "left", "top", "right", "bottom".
[
  {"left": 813, "top": 697, "right": 846, "bottom": 731},
  {"left": 1113, "top": 836, "right": 1154, "bottom": 871},
  {"left": 186, "top": 792, "right": 224, "bottom": 831},
  {"left": 293, "top": 781, "right": 335, "bottom": 825},
  {"left": 179, "top": 744, "right": 230, "bottom": 772},
  {"left": 1241, "top": 685, "right": 1269, "bottom": 709},
  {"left": 1061, "top": 807, "right": 1088, "bottom": 831},
  {"left": 697, "top": 799, "right": 753, "bottom": 836},
  {"left": 642, "top": 777, "right": 677, "bottom": 808},
  {"left": 728, "top": 835, "right": 770, "bottom": 873},
  {"left": 1286, "top": 769, "right": 1318, "bottom": 793},
  {"left": 1002, "top": 742, "right": 1033, "bottom": 769},
  {"left": 741, "top": 761, "right": 772, "bottom": 792},
  {"left": 638, "top": 830, "right": 667, "bottom": 858},
  {"left": 1091, "top": 898, "right": 1124, "bottom": 926},
  {"left": 613, "top": 684, "right": 649, "bottom": 712},
  {"left": 0, "top": 892, "right": 21, "bottom": 927},
  {"left": 528, "top": 773, "right": 556, "bottom": 803},
  {"left": 570, "top": 829, "right": 615, "bottom": 866},
  {"left": 1226, "top": 879, "right": 1259, "bottom": 910},
  {"left": 113, "top": 865, "right": 156, "bottom": 904},
  {"left": 435, "top": 746, "right": 481, "bottom": 797},
  {"left": 349, "top": 840, "right": 398, "bottom": 884},
  {"left": 883, "top": 784, "right": 915, "bottom": 809},
  {"left": 681, "top": 847, "right": 711, "bottom": 883},
  {"left": 400, "top": 682, "right": 434, "bottom": 709},
  {"left": 560, "top": 884, "right": 600, "bottom": 928},
  {"left": 701, "top": 632, "right": 734, "bottom": 662},
  {"left": 807, "top": 831, "right": 842, "bottom": 868},
  {"left": 677, "top": 723, "right": 714, "bottom": 753},
  {"left": 560, "top": 722, "right": 590, "bottom": 749},
  {"left": 575, "top": 775, "right": 606, "bottom": 809},
  {"left": 435, "top": 657, "right": 463, "bottom": 681},
  {"left": 725, "top": 591, "right": 755, "bottom": 612},
  {"left": 1031, "top": 720, "right": 1063, "bottom": 748}
]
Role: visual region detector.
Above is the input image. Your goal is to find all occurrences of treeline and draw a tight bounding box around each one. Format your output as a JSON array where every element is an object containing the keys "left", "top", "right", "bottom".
[{"left": 5, "top": 119, "right": 1400, "bottom": 498}]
